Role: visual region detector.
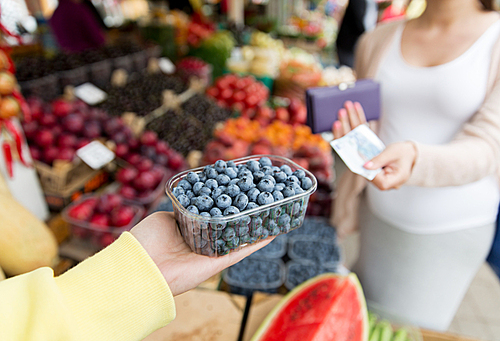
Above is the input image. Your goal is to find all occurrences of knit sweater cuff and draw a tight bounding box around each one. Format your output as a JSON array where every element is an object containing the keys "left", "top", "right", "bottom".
[{"left": 55, "top": 232, "right": 176, "bottom": 340}]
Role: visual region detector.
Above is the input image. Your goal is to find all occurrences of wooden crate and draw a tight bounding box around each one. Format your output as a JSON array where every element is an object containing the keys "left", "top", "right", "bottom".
[{"left": 35, "top": 159, "right": 94, "bottom": 194}]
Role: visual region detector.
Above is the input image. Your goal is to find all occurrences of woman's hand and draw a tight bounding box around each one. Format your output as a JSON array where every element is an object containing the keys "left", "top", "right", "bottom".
[
  {"left": 332, "top": 101, "right": 367, "bottom": 139},
  {"left": 130, "top": 212, "right": 272, "bottom": 296},
  {"left": 364, "top": 142, "right": 417, "bottom": 190}
]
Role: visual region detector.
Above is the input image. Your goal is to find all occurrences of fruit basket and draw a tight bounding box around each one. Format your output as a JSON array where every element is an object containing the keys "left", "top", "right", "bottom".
[
  {"left": 288, "top": 236, "right": 341, "bottom": 268},
  {"left": 166, "top": 155, "right": 317, "bottom": 257},
  {"left": 249, "top": 234, "right": 287, "bottom": 259},
  {"left": 62, "top": 193, "right": 144, "bottom": 249},
  {"left": 284, "top": 260, "right": 338, "bottom": 290},
  {"left": 223, "top": 257, "right": 286, "bottom": 296}
]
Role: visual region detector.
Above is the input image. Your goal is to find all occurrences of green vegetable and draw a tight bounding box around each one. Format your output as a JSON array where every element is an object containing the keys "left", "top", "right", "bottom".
[
  {"left": 378, "top": 321, "right": 393, "bottom": 341},
  {"left": 368, "top": 312, "right": 378, "bottom": 338},
  {"left": 369, "top": 325, "right": 381, "bottom": 341},
  {"left": 392, "top": 329, "right": 408, "bottom": 341}
]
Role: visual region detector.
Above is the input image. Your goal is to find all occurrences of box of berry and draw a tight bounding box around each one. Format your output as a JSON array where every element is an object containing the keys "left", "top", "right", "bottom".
[{"left": 166, "top": 155, "right": 317, "bottom": 257}]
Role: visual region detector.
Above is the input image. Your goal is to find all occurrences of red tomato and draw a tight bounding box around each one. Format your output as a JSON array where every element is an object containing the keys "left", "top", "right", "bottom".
[
  {"left": 220, "top": 88, "right": 233, "bottom": 102},
  {"left": 206, "top": 87, "right": 219, "bottom": 98},
  {"left": 224, "top": 74, "right": 238, "bottom": 85},
  {"left": 216, "top": 78, "right": 230, "bottom": 90},
  {"left": 245, "top": 83, "right": 260, "bottom": 94},
  {"left": 232, "top": 90, "right": 246, "bottom": 102},
  {"left": 245, "top": 95, "right": 259, "bottom": 108}
]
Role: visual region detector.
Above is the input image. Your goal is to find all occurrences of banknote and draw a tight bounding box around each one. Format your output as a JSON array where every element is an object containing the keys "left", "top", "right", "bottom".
[{"left": 330, "top": 125, "right": 385, "bottom": 180}]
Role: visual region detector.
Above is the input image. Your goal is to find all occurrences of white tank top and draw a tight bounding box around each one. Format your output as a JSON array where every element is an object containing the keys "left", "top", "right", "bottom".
[{"left": 367, "top": 21, "right": 500, "bottom": 234}]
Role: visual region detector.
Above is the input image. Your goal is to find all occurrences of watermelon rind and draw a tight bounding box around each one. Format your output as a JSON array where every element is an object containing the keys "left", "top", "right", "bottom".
[{"left": 250, "top": 272, "right": 369, "bottom": 341}]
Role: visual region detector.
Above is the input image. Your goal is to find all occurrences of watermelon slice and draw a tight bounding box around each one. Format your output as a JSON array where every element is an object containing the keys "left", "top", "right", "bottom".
[{"left": 251, "top": 273, "right": 369, "bottom": 341}]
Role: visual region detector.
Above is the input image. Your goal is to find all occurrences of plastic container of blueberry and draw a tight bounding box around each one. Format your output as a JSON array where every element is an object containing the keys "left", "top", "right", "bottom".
[
  {"left": 166, "top": 155, "right": 317, "bottom": 257},
  {"left": 223, "top": 257, "right": 286, "bottom": 296},
  {"left": 287, "top": 216, "right": 337, "bottom": 242},
  {"left": 287, "top": 236, "right": 341, "bottom": 268},
  {"left": 284, "top": 260, "right": 338, "bottom": 291},
  {"left": 249, "top": 234, "right": 287, "bottom": 259}
]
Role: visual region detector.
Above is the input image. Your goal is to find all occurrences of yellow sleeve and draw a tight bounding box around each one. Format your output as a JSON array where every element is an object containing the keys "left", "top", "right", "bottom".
[{"left": 0, "top": 232, "right": 176, "bottom": 341}]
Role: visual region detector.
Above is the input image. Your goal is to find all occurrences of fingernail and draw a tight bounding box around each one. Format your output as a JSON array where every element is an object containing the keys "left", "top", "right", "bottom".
[
  {"left": 364, "top": 161, "right": 374, "bottom": 169},
  {"left": 354, "top": 102, "right": 362, "bottom": 109},
  {"left": 338, "top": 109, "right": 346, "bottom": 118},
  {"left": 345, "top": 101, "right": 353, "bottom": 108},
  {"left": 334, "top": 121, "right": 341, "bottom": 129}
]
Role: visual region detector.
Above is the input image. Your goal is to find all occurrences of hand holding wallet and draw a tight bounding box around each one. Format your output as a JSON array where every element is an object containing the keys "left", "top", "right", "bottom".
[{"left": 306, "top": 79, "right": 381, "bottom": 134}]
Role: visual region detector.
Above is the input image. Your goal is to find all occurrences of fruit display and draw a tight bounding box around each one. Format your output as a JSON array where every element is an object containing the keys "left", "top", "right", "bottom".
[
  {"left": 250, "top": 273, "right": 368, "bottom": 341},
  {"left": 189, "top": 30, "right": 235, "bottom": 79},
  {"left": 146, "top": 93, "right": 232, "bottom": 156},
  {"left": 0, "top": 173, "right": 58, "bottom": 276},
  {"left": 227, "top": 46, "right": 282, "bottom": 79},
  {"left": 176, "top": 57, "right": 212, "bottom": 85},
  {"left": 287, "top": 216, "right": 337, "bottom": 240},
  {"left": 101, "top": 73, "right": 188, "bottom": 117},
  {"left": 368, "top": 313, "right": 418, "bottom": 341},
  {"left": 245, "top": 97, "right": 307, "bottom": 127},
  {"left": 206, "top": 74, "right": 269, "bottom": 113},
  {"left": 288, "top": 237, "right": 340, "bottom": 267},
  {"left": 203, "top": 118, "right": 334, "bottom": 217},
  {"left": 224, "top": 258, "right": 286, "bottom": 296},
  {"left": 321, "top": 65, "right": 356, "bottom": 87},
  {"left": 62, "top": 194, "right": 144, "bottom": 249},
  {"left": 166, "top": 155, "right": 317, "bottom": 257},
  {"left": 285, "top": 261, "right": 337, "bottom": 290}
]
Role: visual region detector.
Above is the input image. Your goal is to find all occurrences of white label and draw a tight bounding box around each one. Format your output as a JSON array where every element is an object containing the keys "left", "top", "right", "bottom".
[
  {"left": 76, "top": 141, "right": 115, "bottom": 170},
  {"left": 74, "top": 83, "right": 108, "bottom": 105},
  {"left": 159, "top": 58, "right": 176, "bottom": 74}
]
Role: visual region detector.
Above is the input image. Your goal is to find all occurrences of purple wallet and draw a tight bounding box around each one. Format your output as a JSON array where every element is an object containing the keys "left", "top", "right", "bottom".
[{"left": 306, "top": 79, "right": 381, "bottom": 134}]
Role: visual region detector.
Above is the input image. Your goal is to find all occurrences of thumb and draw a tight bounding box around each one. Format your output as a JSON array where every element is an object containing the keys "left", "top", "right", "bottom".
[{"left": 363, "top": 149, "right": 394, "bottom": 170}]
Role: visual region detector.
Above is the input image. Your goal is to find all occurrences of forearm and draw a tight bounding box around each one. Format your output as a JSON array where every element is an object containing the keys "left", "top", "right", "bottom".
[{"left": 0, "top": 232, "right": 176, "bottom": 341}]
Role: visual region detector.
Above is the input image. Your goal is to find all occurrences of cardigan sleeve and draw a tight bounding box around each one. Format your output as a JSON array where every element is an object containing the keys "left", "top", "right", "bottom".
[
  {"left": 0, "top": 232, "right": 176, "bottom": 341},
  {"left": 407, "top": 66, "right": 500, "bottom": 187}
]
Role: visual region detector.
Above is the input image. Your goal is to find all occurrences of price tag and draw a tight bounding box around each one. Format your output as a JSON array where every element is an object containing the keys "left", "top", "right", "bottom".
[
  {"left": 159, "top": 58, "right": 176, "bottom": 74},
  {"left": 76, "top": 141, "right": 115, "bottom": 170},
  {"left": 74, "top": 83, "right": 108, "bottom": 105}
]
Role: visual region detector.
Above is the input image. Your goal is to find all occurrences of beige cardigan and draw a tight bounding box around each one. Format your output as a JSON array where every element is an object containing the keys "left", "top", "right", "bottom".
[{"left": 332, "top": 20, "right": 500, "bottom": 237}]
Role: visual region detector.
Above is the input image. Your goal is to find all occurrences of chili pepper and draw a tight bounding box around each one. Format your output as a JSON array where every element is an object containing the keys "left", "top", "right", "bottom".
[
  {"left": 3, "top": 141, "right": 13, "bottom": 178},
  {"left": 4, "top": 119, "right": 30, "bottom": 167},
  {"left": 11, "top": 91, "right": 31, "bottom": 122}
]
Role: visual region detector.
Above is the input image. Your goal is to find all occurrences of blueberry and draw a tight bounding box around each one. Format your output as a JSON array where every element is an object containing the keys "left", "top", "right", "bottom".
[
  {"left": 292, "top": 183, "right": 304, "bottom": 194},
  {"left": 238, "top": 176, "right": 254, "bottom": 192},
  {"left": 234, "top": 193, "right": 249, "bottom": 211},
  {"left": 210, "top": 207, "right": 223, "bottom": 216},
  {"left": 224, "top": 206, "right": 240, "bottom": 216},
  {"left": 247, "top": 188, "right": 260, "bottom": 202},
  {"left": 214, "top": 240, "right": 228, "bottom": 255},
  {"left": 185, "top": 190, "right": 195, "bottom": 199},
  {"left": 216, "top": 194, "right": 232, "bottom": 209},
  {"left": 229, "top": 178, "right": 240, "bottom": 186},
  {"left": 252, "top": 171, "right": 265, "bottom": 184},
  {"left": 178, "top": 179, "right": 192, "bottom": 191},
  {"left": 238, "top": 169, "right": 254, "bottom": 179},
  {"left": 192, "top": 182, "right": 204, "bottom": 195},
  {"left": 222, "top": 227, "right": 236, "bottom": 241},
  {"left": 227, "top": 161, "right": 236, "bottom": 168},
  {"left": 263, "top": 175, "right": 276, "bottom": 184},
  {"left": 272, "top": 166, "right": 281, "bottom": 174},
  {"left": 285, "top": 175, "right": 300, "bottom": 186},
  {"left": 215, "top": 174, "right": 231, "bottom": 186},
  {"left": 251, "top": 217, "right": 262, "bottom": 230},
  {"left": 204, "top": 166, "right": 218, "bottom": 179},
  {"left": 293, "top": 169, "right": 306, "bottom": 179},
  {"left": 261, "top": 228, "right": 270, "bottom": 239},
  {"left": 186, "top": 205, "right": 199, "bottom": 214},
  {"left": 239, "top": 215, "right": 251, "bottom": 226},
  {"left": 280, "top": 165, "right": 293, "bottom": 176},
  {"left": 205, "top": 179, "right": 219, "bottom": 190},
  {"left": 246, "top": 160, "right": 261, "bottom": 172},
  {"left": 238, "top": 224, "right": 250, "bottom": 236},
  {"left": 278, "top": 214, "right": 291, "bottom": 226},
  {"left": 257, "top": 179, "right": 275, "bottom": 192},
  {"left": 274, "top": 183, "right": 286, "bottom": 191},
  {"left": 257, "top": 192, "right": 275, "bottom": 205},
  {"left": 190, "top": 196, "right": 199, "bottom": 206},
  {"left": 273, "top": 190, "right": 284, "bottom": 201},
  {"left": 240, "top": 234, "right": 253, "bottom": 244},
  {"left": 226, "top": 184, "right": 241, "bottom": 198},
  {"left": 198, "top": 173, "right": 207, "bottom": 182},
  {"left": 196, "top": 195, "right": 214, "bottom": 212},
  {"left": 212, "top": 187, "right": 225, "bottom": 199},
  {"left": 301, "top": 177, "right": 313, "bottom": 190},
  {"left": 252, "top": 226, "right": 264, "bottom": 237},
  {"left": 282, "top": 186, "right": 295, "bottom": 198},
  {"left": 246, "top": 202, "right": 259, "bottom": 210},
  {"left": 281, "top": 223, "right": 291, "bottom": 233},
  {"left": 261, "top": 166, "right": 273, "bottom": 175},
  {"left": 259, "top": 157, "right": 272, "bottom": 167},
  {"left": 199, "top": 187, "right": 212, "bottom": 196},
  {"left": 210, "top": 220, "right": 226, "bottom": 231},
  {"left": 226, "top": 237, "right": 240, "bottom": 249},
  {"left": 186, "top": 172, "right": 200, "bottom": 184},
  {"left": 200, "top": 212, "right": 211, "bottom": 218},
  {"left": 177, "top": 194, "right": 190, "bottom": 207},
  {"left": 274, "top": 171, "right": 287, "bottom": 183},
  {"left": 237, "top": 164, "right": 247, "bottom": 170},
  {"left": 225, "top": 167, "right": 238, "bottom": 179},
  {"left": 269, "top": 222, "right": 280, "bottom": 236},
  {"left": 214, "top": 160, "right": 227, "bottom": 173},
  {"left": 172, "top": 186, "right": 185, "bottom": 198}
]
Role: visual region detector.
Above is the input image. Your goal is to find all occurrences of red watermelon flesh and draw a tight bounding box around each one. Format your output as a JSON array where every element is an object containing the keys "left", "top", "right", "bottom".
[{"left": 251, "top": 273, "right": 368, "bottom": 341}]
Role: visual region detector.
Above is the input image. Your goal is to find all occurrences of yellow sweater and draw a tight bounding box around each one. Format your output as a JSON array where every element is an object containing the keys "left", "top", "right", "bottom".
[{"left": 0, "top": 232, "right": 176, "bottom": 340}]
